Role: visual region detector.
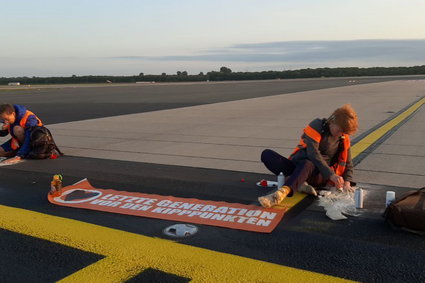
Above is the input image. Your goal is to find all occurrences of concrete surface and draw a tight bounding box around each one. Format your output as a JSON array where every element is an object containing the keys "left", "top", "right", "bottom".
[{"left": 355, "top": 105, "right": 425, "bottom": 188}]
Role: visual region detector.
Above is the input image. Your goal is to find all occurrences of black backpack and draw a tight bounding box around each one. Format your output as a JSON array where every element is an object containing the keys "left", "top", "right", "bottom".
[{"left": 27, "top": 126, "right": 63, "bottom": 159}]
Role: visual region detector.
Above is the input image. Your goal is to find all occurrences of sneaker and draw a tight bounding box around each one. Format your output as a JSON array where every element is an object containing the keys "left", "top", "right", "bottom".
[
  {"left": 298, "top": 182, "right": 318, "bottom": 196},
  {"left": 258, "top": 186, "right": 291, "bottom": 208}
]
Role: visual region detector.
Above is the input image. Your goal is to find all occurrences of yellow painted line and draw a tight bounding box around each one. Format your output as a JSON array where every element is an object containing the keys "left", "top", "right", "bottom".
[
  {"left": 351, "top": 96, "right": 425, "bottom": 159},
  {"left": 0, "top": 205, "right": 354, "bottom": 282},
  {"left": 276, "top": 190, "right": 306, "bottom": 210}
]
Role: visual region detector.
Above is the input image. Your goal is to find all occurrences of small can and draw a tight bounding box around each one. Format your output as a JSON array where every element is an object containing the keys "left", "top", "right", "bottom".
[{"left": 355, "top": 188, "right": 364, "bottom": 209}]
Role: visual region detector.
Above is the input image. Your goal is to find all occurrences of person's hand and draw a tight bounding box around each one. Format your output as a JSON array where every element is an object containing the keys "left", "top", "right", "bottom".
[
  {"left": 343, "top": 181, "right": 354, "bottom": 192},
  {"left": 3, "top": 156, "right": 21, "bottom": 164},
  {"left": 330, "top": 174, "right": 344, "bottom": 190}
]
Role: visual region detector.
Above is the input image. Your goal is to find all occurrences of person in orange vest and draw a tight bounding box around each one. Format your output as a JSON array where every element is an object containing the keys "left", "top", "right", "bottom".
[
  {"left": 258, "top": 104, "right": 359, "bottom": 208},
  {"left": 0, "top": 104, "right": 43, "bottom": 164}
]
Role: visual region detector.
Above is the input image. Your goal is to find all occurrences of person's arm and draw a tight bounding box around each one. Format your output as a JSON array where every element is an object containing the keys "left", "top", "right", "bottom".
[
  {"left": 305, "top": 137, "right": 344, "bottom": 189},
  {"left": 343, "top": 149, "right": 354, "bottom": 192},
  {"left": 343, "top": 149, "right": 353, "bottom": 182},
  {"left": 16, "top": 115, "right": 39, "bottom": 158},
  {"left": 304, "top": 135, "right": 334, "bottom": 180}
]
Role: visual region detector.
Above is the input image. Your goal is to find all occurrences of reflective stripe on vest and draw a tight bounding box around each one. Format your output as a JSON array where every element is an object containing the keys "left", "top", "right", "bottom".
[
  {"left": 304, "top": 125, "right": 321, "bottom": 143},
  {"left": 289, "top": 124, "right": 350, "bottom": 177},
  {"left": 10, "top": 110, "right": 43, "bottom": 150},
  {"left": 19, "top": 110, "right": 43, "bottom": 128},
  {"left": 290, "top": 125, "right": 322, "bottom": 157}
]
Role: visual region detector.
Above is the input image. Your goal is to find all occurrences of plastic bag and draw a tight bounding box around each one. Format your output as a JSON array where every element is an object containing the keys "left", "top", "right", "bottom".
[{"left": 317, "top": 187, "right": 362, "bottom": 220}]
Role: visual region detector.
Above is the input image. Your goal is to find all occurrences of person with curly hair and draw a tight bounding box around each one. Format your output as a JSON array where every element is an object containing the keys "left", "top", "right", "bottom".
[{"left": 258, "top": 104, "right": 359, "bottom": 208}]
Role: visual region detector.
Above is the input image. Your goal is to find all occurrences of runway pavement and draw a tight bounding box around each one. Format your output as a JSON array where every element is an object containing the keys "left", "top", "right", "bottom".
[
  {"left": 1, "top": 77, "right": 425, "bottom": 282},
  {"left": 0, "top": 75, "right": 422, "bottom": 124},
  {"left": 47, "top": 79, "right": 425, "bottom": 184}
]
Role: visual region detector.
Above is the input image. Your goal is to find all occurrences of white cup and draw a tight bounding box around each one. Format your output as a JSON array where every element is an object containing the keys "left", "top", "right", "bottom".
[{"left": 386, "top": 191, "right": 395, "bottom": 207}]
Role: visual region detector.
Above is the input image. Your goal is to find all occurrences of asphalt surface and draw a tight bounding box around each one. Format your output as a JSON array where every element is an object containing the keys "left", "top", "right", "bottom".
[
  {"left": 0, "top": 76, "right": 421, "bottom": 124},
  {"left": 0, "top": 227, "right": 103, "bottom": 283},
  {"left": 1, "top": 158, "right": 425, "bottom": 282},
  {"left": 1, "top": 76, "right": 425, "bottom": 282}
]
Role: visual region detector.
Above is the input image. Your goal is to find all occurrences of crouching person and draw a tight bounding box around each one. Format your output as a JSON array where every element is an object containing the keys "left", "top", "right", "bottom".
[
  {"left": 0, "top": 104, "right": 61, "bottom": 164},
  {"left": 258, "top": 104, "right": 359, "bottom": 208}
]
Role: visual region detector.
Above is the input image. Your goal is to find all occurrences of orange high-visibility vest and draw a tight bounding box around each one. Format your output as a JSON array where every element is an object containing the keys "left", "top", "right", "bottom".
[
  {"left": 9, "top": 110, "right": 43, "bottom": 150},
  {"left": 290, "top": 124, "right": 350, "bottom": 177}
]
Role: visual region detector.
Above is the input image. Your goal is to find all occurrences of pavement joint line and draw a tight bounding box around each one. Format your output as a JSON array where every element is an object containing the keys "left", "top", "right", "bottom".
[
  {"left": 2, "top": 96, "right": 423, "bottom": 282},
  {"left": 60, "top": 139, "right": 288, "bottom": 149},
  {"left": 355, "top": 169, "right": 425, "bottom": 177},
  {"left": 52, "top": 129, "right": 300, "bottom": 141},
  {"left": 365, "top": 152, "right": 425, "bottom": 157},
  {"left": 60, "top": 146, "right": 264, "bottom": 163},
  {"left": 383, "top": 144, "right": 425, "bottom": 148},
  {"left": 0, "top": 205, "right": 354, "bottom": 283}
]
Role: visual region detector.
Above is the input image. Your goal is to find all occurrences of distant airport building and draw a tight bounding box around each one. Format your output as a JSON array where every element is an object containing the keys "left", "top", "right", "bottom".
[{"left": 8, "top": 82, "right": 21, "bottom": 86}]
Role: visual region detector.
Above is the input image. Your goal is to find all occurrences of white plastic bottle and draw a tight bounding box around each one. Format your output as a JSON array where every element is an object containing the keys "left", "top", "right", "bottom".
[
  {"left": 355, "top": 188, "right": 364, "bottom": 209},
  {"left": 277, "top": 172, "right": 284, "bottom": 188}
]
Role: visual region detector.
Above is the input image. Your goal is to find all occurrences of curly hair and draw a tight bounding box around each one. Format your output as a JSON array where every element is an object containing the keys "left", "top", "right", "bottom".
[
  {"left": 0, "top": 104, "right": 15, "bottom": 115},
  {"left": 328, "top": 104, "right": 358, "bottom": 135}
]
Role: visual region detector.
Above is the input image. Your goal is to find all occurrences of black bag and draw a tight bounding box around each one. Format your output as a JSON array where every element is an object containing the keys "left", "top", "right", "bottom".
[
  {"left": 384, "top": 188, "right": 425, "bottom": 235},
  {"left": 27, "top": 126, "right": 63, "bottom": 159}
]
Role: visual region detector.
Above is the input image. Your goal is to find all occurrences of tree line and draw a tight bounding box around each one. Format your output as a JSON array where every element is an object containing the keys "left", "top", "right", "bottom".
[{"left": 1, "top": 65, "right": 425, "bottom": 85}]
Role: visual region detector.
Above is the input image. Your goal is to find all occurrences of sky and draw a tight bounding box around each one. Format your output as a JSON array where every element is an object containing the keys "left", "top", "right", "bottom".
[{"left": 1, "top": 0, "right": 424, "bottom": 77}]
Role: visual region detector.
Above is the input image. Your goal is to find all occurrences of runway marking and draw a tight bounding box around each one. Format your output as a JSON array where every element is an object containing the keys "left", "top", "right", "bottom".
[
  {"left": 0, "top": 205, "right": 353, "bottom": 282},
  {"left": 275, "top": 191, "right": 307, "bottom": 210}
]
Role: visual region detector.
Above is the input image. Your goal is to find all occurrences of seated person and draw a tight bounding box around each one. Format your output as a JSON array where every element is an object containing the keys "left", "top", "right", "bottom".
[
  {"left": 258, "top": 104, "right": 359, "bottom": 208},
  {"left": 0, "top": 104, "right": 43, "bottom": 164}
]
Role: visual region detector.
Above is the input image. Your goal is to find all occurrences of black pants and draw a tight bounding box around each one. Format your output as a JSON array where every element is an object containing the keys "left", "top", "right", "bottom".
[{"left": 261, "top": 149, "right": 327, "bottom": 195}]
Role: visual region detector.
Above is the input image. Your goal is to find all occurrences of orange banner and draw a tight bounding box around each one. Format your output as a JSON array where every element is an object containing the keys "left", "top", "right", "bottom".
[{"left": 48, "top": 179, "right": 286, "bottom": 233}]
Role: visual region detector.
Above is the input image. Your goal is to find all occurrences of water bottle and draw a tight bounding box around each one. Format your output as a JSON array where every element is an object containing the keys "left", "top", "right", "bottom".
[{"left": 277, "top": 172, "right": 284, "bottom": 188}]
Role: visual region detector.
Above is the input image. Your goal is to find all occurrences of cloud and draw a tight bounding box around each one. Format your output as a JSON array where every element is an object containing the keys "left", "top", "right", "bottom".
[{"left": 110, "top": 39, "right": 425, "bottom": 65}]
